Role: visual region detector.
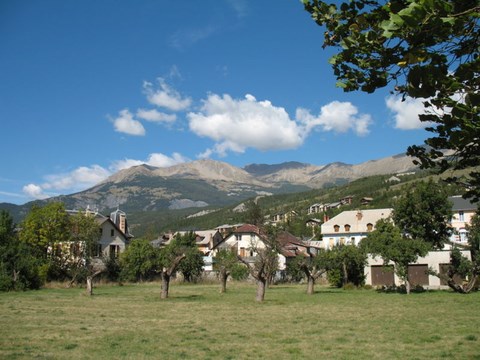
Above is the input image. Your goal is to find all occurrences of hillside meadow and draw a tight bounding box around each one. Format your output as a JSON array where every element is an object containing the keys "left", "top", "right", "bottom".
[{"left": 1, "top": 282, "right": 479, "bottom": 359}]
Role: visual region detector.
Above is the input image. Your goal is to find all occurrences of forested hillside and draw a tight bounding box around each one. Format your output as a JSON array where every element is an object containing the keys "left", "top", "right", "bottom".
[{"left": 129, "top": 169, "right": 466, "bottom": 239}]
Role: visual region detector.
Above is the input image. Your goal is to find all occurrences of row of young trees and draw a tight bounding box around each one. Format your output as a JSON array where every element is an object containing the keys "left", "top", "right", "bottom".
[{"left": 2, "top": 179, "right": 479, "bottom": 299}]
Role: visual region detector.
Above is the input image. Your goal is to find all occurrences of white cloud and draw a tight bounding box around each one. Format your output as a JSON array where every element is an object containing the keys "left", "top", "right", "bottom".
[
  {"left": 113, "top": 109, "right": 145, "bottom": 136},
  {"left": 297, "top": 101, "right": 372, "bottom": 136},
  {"left": 111, "top": 152, "right": 189, "bottom": 172},
  {"left": 22, "top": 152, "right": 189, "bottom": 201},
  {"left": 144, "top": 79, "right": 192, "bottom": 111},
  {"left": 136, "top": 108, "right": 176, "bottom": 123},
  {"left": 386, "top": 96, "right": 430, "bottom": 130},
  {"left": 43, "top": 165, "right": 111, "bottom": 191},
  {"left": 22, "top": 184, "right": 49, "bottom": 200},
  {"left": 147, "top": 152, "right": 188, "bottom": 167},
  {"left": 189, "top": 94, "right": 305, "bottom": 156},
  {"left": 110, "top": 159, "right": 145, "bottom": 172},
  {"left": 189, "top": 94, "right": 372, "bottom": 157}
]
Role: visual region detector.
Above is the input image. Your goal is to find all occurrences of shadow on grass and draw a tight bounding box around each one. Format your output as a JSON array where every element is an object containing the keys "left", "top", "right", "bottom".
[
  {"left": 168, "top": 294, "right": 205, "bottom": 302},
  {"left": 375, "top": 284, "right": 432, "bottom": 294}
]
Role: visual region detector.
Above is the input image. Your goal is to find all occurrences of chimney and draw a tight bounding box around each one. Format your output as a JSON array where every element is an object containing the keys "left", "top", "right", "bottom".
[
  {"left": 356, "top": 210, "right": 363, "bottom": 221},
  {"left": 323, "top": 213, "right": 329, "bottom": 223}
]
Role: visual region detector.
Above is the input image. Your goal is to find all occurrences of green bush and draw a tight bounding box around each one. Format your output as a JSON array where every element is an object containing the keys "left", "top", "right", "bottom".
[{"left": 231, "top": 264, "right": 249, "bottom": 281}]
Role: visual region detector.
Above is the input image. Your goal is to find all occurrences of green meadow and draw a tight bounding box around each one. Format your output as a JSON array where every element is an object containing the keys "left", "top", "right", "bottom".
[{"left": 1, "top": 283, "right": 479, "bottom": 359}]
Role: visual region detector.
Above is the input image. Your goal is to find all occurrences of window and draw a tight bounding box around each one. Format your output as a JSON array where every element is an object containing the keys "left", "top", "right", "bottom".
[
  {"left": 110, "top": 229, "right": 114, "bottom": 237},
  {"left": 366, "top": 223, "right": 373, "bottom": 232},
  {"left": 344, "top": 224, "right": 351, "bottom": 232},
  {"left": 334, "top": 225, "right": 340, "bottom": 232},
  {"left": 94, "top": 244, "right": 103, "bottom": 257},
  {"left": 459, "top": 211, "right": 465, "bottom": 222},
  {"left": 351, "top": 237, "right": 356, "bottom": 246},
  {"left": 109, "top": 245, "right": 120, "bottom": 258}
]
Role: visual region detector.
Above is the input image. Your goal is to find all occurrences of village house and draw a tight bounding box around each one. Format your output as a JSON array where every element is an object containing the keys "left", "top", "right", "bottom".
[
  {"left": 320, "top": 204, "right": 475, "bottom": 289},
  {"left": 66, "top": 207, "right": 132, "bottom": 260},
  {"left": 271, "top": 210, "right": 298, "bottom": 224},
  {"left": 449, "top": 195, "right": 477, "bottom": 244},
  {"left": 320, "top": 209, "right": 393, "bottom": 250},
  {"left": 213, "top": 224, "right": 315, "bottom": 274}
]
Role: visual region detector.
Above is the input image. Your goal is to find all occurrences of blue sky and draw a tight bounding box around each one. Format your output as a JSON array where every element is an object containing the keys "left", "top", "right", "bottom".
[{"left": 0, "top": 0, "right": 430, "bottom": 205}]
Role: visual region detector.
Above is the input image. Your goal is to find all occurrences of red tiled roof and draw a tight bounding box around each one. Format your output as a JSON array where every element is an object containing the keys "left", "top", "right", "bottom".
[{"left": 234, "top": 224, "right": 260, "bottom": 234}]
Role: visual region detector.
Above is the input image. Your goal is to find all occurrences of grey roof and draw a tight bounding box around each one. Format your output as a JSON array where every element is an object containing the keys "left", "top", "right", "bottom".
[{"left": 449, "top": 196, "right": 477, "bottom": 211}]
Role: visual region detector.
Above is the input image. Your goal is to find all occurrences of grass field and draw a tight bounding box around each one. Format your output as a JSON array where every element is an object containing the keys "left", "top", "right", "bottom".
[{"left": 1, "top": 282, "right": 479, "bottom": 359}]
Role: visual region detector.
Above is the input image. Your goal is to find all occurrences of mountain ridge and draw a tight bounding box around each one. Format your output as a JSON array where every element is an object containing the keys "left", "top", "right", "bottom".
[{"left": 0, "top": 153, "right": 418, "bottom": 217}]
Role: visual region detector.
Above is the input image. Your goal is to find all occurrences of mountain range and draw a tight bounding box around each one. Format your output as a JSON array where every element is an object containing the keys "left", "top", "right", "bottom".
[{"left": 1, "top": 153, "right": 418, "bottom": 219}]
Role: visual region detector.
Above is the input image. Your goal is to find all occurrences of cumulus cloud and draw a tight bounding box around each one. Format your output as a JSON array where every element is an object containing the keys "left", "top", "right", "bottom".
[
  {"left": 113, "top": 109, "right": 145, "bottom": 136},
  {"left": 22, "top": 152, "right": 189, "bottom": 201},
  {"left": 42, "top": 165, "right": 111, "bottom": 191},
  {"left": 22, "top": 184, "right": 49, "bottom": 200},
  {"left": 188, "top": 94, "right": 305, "bottom": 156},
  {"left": 385, "top": 96, "right": 431, "bottom": 130},
  {"left": 297, "top": 101, "right": 372, "bottom": 136},
  {"left": 144, "top": 79, "right": 192, "bottom": 111},
  {"left": 111, "top": 152, "right": 189, "bottom": 171},
  {"left": 136, "top": 108, "right": 176, "bottom": 123},
  {"left": 189, "top": 94, "right": 372, "bottom": 157}
]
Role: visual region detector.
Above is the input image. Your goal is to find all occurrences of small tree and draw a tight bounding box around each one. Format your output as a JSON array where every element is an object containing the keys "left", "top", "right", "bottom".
[
  {"left": 0, "top": 210, "right": 42, "bottom": 291},
  {"left": 327, "top": 245, "right": 367, "bottom": 288},
  {"left": 19, "top": 203, "right": 71, "bottom": 266},
  {"left": 213, "top": 248, "right": 239, "bottom": 293},
  {"left": 393, "top": 180, "right": 452, "bottom": 249},
  {"left": 288, "top": 249, "right": 331, "bottom": 295},
  {"left": 244, "top": 200, "right": 264, "bottom": 226},
  {"left": 430, "top": 210, "right": 480, "bottom": 293},
  {"left": 362, "top": 219, "right": 429, "bottom": 294},
  {"left": 120, "top": 239, "right": 159, "bottom": 282},
  {"left": 68, "top": 211, "right": 102, "bottom": 295},
  {"left": 158, "top": 241, "right": 186, "bottom": 299},
  {"left": 238, "top": 227, "right": 279, "bottom": 302},
  {"left": 175, "top": 232, "right": 204, "bottom": 282}
]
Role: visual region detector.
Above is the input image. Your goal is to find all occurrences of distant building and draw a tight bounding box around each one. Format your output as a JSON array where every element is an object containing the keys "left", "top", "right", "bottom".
[
  {"left": 449, "top": 196, "right": 478, "bottom": 244},
  {"left": 320, "top": 209, "right": 393, "bottom": 249}
]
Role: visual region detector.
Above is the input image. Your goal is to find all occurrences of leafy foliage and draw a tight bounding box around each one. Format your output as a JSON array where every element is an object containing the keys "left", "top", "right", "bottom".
[
  {"left": 362, "top": 218, "right": 429, "bottom": 293},
  {"left": 120, "top": 239, "right": 159, "bottom": 282},
  {"left": 19, "top": 202, "right": 70, "bottom": 260},
  {"left": 213, "top": 248, "right": 240, "bottom": 292},
  {"left": 243, "top": 200, "right": 264, "bottom": 226},
  {"left": 327, "top": 245, "right": 367, "bottom": 287},
  {"left": 0, "top": 210, "right": 43, "bottom": 291},
  {"left": 392, "top": 180, "right": 452, "bottom": 249},
  {"left": 304, "top": 0, "right": 480, "bottom": 200},
  {"left": 174, "top": 232, "right": 204, "bottom": 282}
]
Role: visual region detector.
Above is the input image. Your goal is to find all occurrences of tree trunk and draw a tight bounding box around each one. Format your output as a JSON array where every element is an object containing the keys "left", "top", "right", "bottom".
[
  {"left": 256, "top": 278, "right": 266, "bottom": 302},
  {"left": 306, "top": 276, "right": 315, "bottom": 295},
  {"left": 342, "top": 261, "right": 348, "bottom": 286},
  {"left": 161, "top": 272, "right": 170, "bottom": 299},
  {"left": 405, "top": 278, "right": 411, "bottom": 295},
  {"left": 86, "top": 276, "right": 93, "bottom": 296},
  {"left": 220, "top": 271, "right": 228, "bottom": 293}
]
